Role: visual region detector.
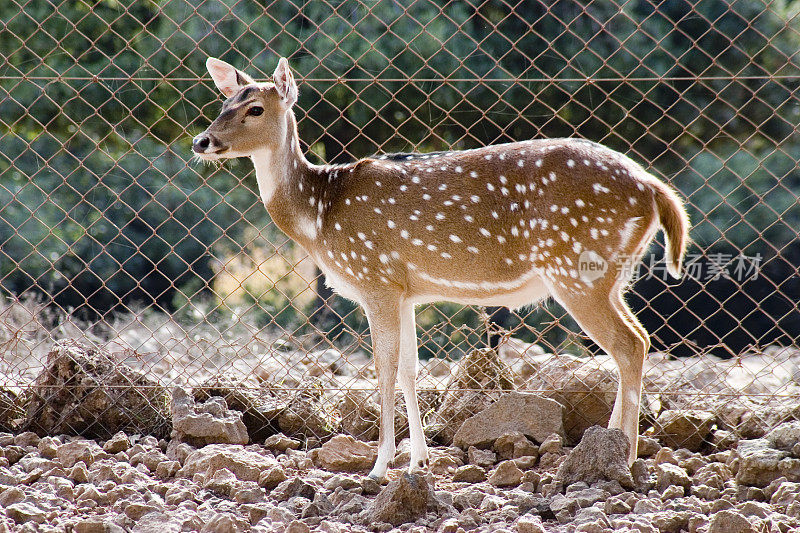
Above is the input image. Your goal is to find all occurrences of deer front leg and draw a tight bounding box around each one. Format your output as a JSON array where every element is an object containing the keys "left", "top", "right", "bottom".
[
  {"left": 397, "top": 301, "right": 429, "bottom": 473},
  {"left": 364, "top": 300, "right": 401, "bottom": 482}
]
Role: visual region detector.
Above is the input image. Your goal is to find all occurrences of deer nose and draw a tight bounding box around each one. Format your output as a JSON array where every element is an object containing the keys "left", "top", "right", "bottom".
[{"left": 192, "top": 134, "right": 212, "bottom": 153}]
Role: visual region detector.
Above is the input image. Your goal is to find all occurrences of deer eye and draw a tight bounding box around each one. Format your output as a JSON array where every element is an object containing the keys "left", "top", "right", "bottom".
[{"left": 247, "top": 106, "right": 264, "bottom": 116}]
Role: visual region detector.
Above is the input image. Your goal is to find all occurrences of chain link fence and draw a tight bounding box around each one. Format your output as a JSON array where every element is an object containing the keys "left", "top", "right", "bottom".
[{"left": 0, "top": 0, "right": 798, "bottom": 448}]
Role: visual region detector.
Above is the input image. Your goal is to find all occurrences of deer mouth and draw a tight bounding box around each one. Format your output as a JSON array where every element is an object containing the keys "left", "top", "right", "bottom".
[{"left": 193, "top": 146, "right": 229, "bottom": 160}]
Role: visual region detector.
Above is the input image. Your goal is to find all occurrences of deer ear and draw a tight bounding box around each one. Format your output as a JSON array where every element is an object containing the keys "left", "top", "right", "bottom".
[
  {"left": 206, "top": 57, "right": 255, "bottom": 98},
  {"left": 273, "top": 57, "right": 298, "bottom": 107}
]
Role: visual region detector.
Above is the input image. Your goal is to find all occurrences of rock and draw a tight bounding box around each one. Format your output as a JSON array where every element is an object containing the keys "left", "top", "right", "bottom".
[
  {"left": 523, "top": 353, "right": 620, "bottom": 444},
  {"left": 170, "top": 387, "right": 248, "bottom": 446},
  {"left": 468, "top": 446, "right": 496, "bottom": 467},
  {"left": 652, "top": 410, "right": 715, "bottom": 452},
  {"left": 765, "top": 421, "right": 800, "bottom": 452},
  {"left": 74, "top": 518, "right": 126, "bottom": 533},
  {"left": 199, "top": 512, "right": 250, "bottom": 533},
  {"left": 259, "top": 464, "right": 288, "bottom": 490},
  {"left": 19, "top": 340, "right": 171, "bottom": 439},
  {"left": 5, "top": 502, "right": 47, "bottom": 525},
  {"left": 637, "top": 436, "right": 661, "bottom": 457},
  {"left": 178, "top": 444, "right": 277, "bottom": 483},
  {"left": 770, "top": 481, "right": 800, "bottom": 509},
  {"left": 708, "top": 510, "right": 755, "bottom": 533},
  {"left": 488, "top": 460, "right": 524, "bottom": 487},
  {"left": 264, "top": 433, "right": 300, "bottom": 453},
  {"left": 693, "top": 462, "right": 732, "bottom": 489},
  {"left": 314, "top": 434, "right": 375, "bottom": 472},
  {"left": 655, "top": 463, "right": 691, "bottom": 492},
  {"left": 285, "top": 520, "right": 311, "bottom": 533},
  {"left": 555, "top": 426, "right": 634, "bottom": 490},
  {"left": 735, "top": 438, "right": 788, "bottom": 487},
  {"left": 276, "top": 379, "right": 340, "bottom": 440},
  {"left": 13, "top": 431, "right": 39, "bottom": 447},
  {"left": 57, "top": 439, "right": 109, "bottom": 469},
  {"left": 516, "top": 514, "right": 546, "bottom": 533},
  {"left": 193, "top": 377, "right": 290, "bottom": 442},
  {"left": 453, "top": 464, "right": 486, "bottom": 483},
  {"left": 494, "top": 432, "right": 539, "bottom": 461},
  {"left": 338, "top": 389, "right": 440, "bottom": 443},
  {"left": 369, "top": 473, "right": 434, "bottom": 526},
  {"left": 103, "top": 432, "right": 130, "bottom": 453},
  {"left": 271, "top": 476, "right": 316, "bottom": 501},
  {"left": 0, "top": 388, "right": 21, "bottom": 432},
  {"left": 453, "top": 392, "right": 564, "bottom": 449},
  {"left": 430, "top": 348, "right": 515, "bottom": 444},
  {"left": 539, "top": 433, "right": 564, "bottom": 454}
]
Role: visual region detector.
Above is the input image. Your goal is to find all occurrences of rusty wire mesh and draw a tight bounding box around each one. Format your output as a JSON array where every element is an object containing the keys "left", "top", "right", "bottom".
[{"left": 0, "top": 0, "right": 798, "bottom": 449}]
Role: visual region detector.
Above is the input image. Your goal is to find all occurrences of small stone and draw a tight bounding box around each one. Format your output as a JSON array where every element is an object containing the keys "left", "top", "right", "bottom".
[
  {"left": 103, "top": 432, "right": 130, "bottom": 453},
  {"left": 13, "top": 431, "right": 40, "bottom": 448},
  {"left": 652, "top": 410, "right": 715, "bottom": 452},
  {"left": 453, "top": 464, "right": 486, "bottom": 483},
  {"left": 259, "top": 464, "right": 288, "bottom": 490},
  {"left": 494, "top": 432, "right": 539, "bottom": 461},
  {"left": 655, "top": 463, "right": 691, "bottom": 492},
  {"left": 5, "top": 502, "right": 47, "bottom": 525},
  {"left": 489, "top": 460, "right": 524, "bottom": 487},
  {"left": 271, "top": 476, "right": 316, "bottom": 501},
  {"left": 36, "top": 437, "right": 58, "bottom": 459},
  {"left": 285, "top": 520, "right": 311, "bottom": 533},
  {"left": 57, "top": 439, "right": 108, "bottom": 469},
  {"left": 155, "top": 460, "right": 180, "bottom": 479},
  {"left": 539, "top": 433, "right": 563, "bottom": 455},
  {"left": 69, "top": 461, "right": 90, "bottom": 483},
  {"left": 637, "top": 436, "right": 661, "bottom": 457},
  {"left": 314, "top": 434, "right": 375, "bottom": 472},
  {"left": 708, "top": 510, "right": 755, "bottom": 533},
  {"left": 516, "top": 514, "right": 546, "bottom": 533},
  {"left": 468, "top": 446, "right": 496, "bottom": 467},
  {"left": 735, "top": 439, "right": 787, "bottom": 487},
  {"left": 264, "top": 433, "right": 301, "bottom": 453},
  {"left": 604, "top": 496, "right": 631, "bottom": 515},
  {"left": 654, "top": 447, "right": 679, "bottom": 465}
]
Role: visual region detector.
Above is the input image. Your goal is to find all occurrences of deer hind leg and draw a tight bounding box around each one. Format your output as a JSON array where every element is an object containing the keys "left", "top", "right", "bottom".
[
  {"left": 552, "top": 282, "right": 649, "bottom": 465},
  {"left": 397, "top": 301, "right": 429, "bottom": 473},
  {"left": 364, "top": 298, "right": 402, "bottom": 481}
]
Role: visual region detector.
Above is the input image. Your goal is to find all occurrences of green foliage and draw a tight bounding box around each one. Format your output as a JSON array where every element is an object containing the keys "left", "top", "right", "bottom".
[{"left": 0, "top": 0, "right": 797, "bottom": 337}]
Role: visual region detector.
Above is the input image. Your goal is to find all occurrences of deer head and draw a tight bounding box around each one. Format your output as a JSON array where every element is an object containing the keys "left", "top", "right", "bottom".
[{"left": 192, "top": 57, "right": 298, "bottom": 160}]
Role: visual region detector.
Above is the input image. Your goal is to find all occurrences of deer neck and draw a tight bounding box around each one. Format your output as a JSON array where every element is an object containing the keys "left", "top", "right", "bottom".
[{"left": 250, "top": 110, "right": 323, "bottom": 249}]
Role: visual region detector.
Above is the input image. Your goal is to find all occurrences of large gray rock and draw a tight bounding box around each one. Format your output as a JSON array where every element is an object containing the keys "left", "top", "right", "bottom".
[
  {"left": 369, "top": 473, "right": 435, "bottom": 526},
  {"left": 193, "top": 377, "right": 290, "bottom": 442},
  {"left": 652, "top": 410, "right": 715, "bottom": 451},
  {"left": 430, "top": 348, "right": 515, "bottom": 445},
  {"left": 453, "top": 392, "right": 563, "bottom": 449},
  {"left": 765, "top": 421, "right": 800, "bottom": 452},
  {"left": 523, "top": 353, "right": 619, "bottom": 445},
  {"left": 554, "top": 426, "right": 634, "bottom": 490},
  {"left": 707, "top": 510, "right": 755, "bottom": 533},
  {"left": 735, "top": 438, "right": 788, "bottom": 487},
  {"left": 177, "top": 444, "right": 277, "bottom": 483},
  {"left": 19, "top": 340, "right": 171, "bottom": 439},
  {"left": 56, "top": 439, "right": 109, "bottom": 469},
  {"left": 171, "top": 387, "right": 248, "bottom": 446}
]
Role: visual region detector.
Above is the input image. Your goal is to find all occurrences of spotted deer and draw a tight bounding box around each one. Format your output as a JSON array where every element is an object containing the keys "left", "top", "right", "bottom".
[{"left": 193, "top": 57, "right": 689, "bottom": 481}]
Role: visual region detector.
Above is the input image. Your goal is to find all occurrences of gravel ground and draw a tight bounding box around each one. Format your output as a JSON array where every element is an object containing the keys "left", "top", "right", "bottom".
[{"left": 1, "top": 424, "right": 799, "bottom": 532}]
